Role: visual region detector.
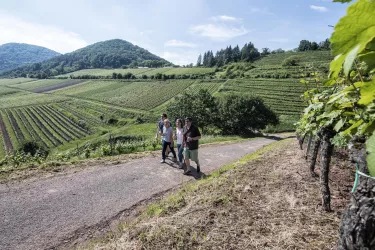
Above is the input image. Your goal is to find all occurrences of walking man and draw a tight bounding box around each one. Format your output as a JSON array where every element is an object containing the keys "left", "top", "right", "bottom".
[
  {"left": 156, "top": 114, "right": 171, "bottom": 155},
  {"left": 183, "top": 117, "right": 201, "bottom": 175}
]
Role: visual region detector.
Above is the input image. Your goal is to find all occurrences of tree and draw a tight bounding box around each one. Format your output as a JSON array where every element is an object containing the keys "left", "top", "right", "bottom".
[
  {"left": 318, "top": 38, "right": 330, "bottom": 50},
  {"left": 202, "top": 52, "right": 208, "bottom": 67},
  {"left": 241, "top": 43, "right": 249, "bottom": 61},
  {"left": 197, "top": 54, "right": 202, "bottom": 67},
  {"left": 167, "top": 89, "right": 218, "bottom": 134},
  {"left": 216, "top": 94, "right": 279, "bottom": 135},
  {"left": 261, "top": 48, "right": 271, "bottom": 56},
  {"left": 248, "top": 47, "right": 260, "bottom": 62},
  {"left": 298, "top": 40, "right": 312, "bottom": 51},
  {"left": 232, "top": 45, "right": 241, "bottom": 62},
  {"left": 311, "top": 41, "right": 319, "bottom": 50}
]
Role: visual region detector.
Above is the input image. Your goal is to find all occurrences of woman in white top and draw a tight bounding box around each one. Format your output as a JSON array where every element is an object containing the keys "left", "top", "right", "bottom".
[
  {"left": 159, "top": 119, "right": 177, "bottom": 163},
  {"left": 175, "top": 119, "right": 184, "bottom": 167}
]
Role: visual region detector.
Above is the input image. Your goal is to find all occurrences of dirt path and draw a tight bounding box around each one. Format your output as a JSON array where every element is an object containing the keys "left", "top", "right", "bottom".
[
  {"left": 0, "top": 113, "right": 13, "bottom": 153},
  {"left": 0, "top": 138, "right": 276, "bottom": 250}
]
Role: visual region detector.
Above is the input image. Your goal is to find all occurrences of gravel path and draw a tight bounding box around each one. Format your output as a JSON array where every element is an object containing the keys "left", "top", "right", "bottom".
[{"left": 0, "top": 138, "right": 275, "bottom": 250}]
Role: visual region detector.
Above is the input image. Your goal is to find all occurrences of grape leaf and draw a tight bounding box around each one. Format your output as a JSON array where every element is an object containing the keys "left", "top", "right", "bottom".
[
  {"left": 358, "top": 79, "right": 375, "bottom": 105},
  {"left": 330, "top": 0, "right": 375, "bottom": 77},
  {"left": 366, "top": 133, "right": 375, "bottom": 176},
  {"left": 333, "top": 0, "right": 353, "bottom": 3}
]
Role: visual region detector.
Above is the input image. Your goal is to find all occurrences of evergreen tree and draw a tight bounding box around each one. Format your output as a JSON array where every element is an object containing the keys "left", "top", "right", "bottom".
[
  {"left": 197, "top": 54, "right": 202, "bottom": 67},
  {"left": 216, "top": 50, "right": 224, "bottom": 67},
  {"left": 233, "top": 45, "right": 241, "bottom": 62},
  {"left": 202, "top": 52, "right": 208, "bottom": 67},
  {"left": 241, "top": 43, "right": 249, "bottom": 61}
]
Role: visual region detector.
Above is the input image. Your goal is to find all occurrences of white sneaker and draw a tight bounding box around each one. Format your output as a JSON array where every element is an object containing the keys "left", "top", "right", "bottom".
[{"left": 160, "top": 160, "right": 165, "bottom": 163}]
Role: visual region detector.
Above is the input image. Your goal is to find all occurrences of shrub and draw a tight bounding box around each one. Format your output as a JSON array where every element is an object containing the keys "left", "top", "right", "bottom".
[{"left": 282, "top": 56, "right": 301, "bottom": 66}]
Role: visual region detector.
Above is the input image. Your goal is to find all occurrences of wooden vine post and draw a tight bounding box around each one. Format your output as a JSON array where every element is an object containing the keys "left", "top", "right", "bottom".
[
  {"left": 319, "top": 127, "right": 335, "bottom": 212},
  {"left": 309, "top": 131, "right": 322, "bottom": 177},
  {"left": 338, "top": 137, "right": 375, "bottom": 249}
]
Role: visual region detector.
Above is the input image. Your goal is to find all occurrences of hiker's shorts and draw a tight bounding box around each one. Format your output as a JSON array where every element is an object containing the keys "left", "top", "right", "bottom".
[{"left": 183, "top": 148, "right": 199, "bottom": 162}]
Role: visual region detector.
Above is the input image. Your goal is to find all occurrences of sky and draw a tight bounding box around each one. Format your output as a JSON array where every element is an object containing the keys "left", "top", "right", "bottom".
[{"left": 0, "top": 0, "right": 349, "bottom": 65}]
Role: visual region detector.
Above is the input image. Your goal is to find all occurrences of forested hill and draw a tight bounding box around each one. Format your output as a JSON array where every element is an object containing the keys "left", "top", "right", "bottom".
[
  {"left": 0, "top": 43, "right": 60, "bottom": 72},
  {"left": 1, "top": 39, "right": 171, "bottom": 78}
]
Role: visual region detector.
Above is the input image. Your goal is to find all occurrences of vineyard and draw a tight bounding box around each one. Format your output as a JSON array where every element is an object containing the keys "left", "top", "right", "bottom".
[
  {"left": 0, "top": 47, "right": 334, "bottom": 162},
  {"left": 52, "top": 80, "right": 196, "bottom": 110}
]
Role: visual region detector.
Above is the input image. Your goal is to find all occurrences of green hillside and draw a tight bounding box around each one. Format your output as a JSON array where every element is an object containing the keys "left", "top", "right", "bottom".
[
  {"left": 1, "top": 39, "right": 171, "bottom": 78},
  {"left": 0, "top": 43, "right": 60, "bottom": 72},
  {"left": 0, "top": 50, "right": 332, "bottom": 162}
]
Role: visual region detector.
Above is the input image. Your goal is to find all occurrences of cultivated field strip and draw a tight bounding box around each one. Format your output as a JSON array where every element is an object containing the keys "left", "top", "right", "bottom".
[
  {"left": 42, "top": 106, "right": 90, "bottom": 136},
  {"left": 0, "top": 105, "right": 94, "bottom": 153},
  {"left": 53, "top": 80, "right": 195, "bottom": 110},
  {"left": 32, "top": 80, "right": 87, "bottom": 93},
  {"left": 14, "top": 109, "right": 49, "bottom": 148},
  {"left": 0, "top": 78, "right": 35, "bottom": 86},
  {"left": 0, "top": 113, "right": 13, "bottom": 154},
  {"left": 221, "top": 79, "right": 308, "bottom": 116},
  {"left": 187, "top": 81, "right": 224, "bottom": 95}
]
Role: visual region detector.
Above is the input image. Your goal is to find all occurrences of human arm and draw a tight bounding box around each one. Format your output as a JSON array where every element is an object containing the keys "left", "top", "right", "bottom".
[{"left": 186, "top": 127, "right": 201, "bottom": 141}]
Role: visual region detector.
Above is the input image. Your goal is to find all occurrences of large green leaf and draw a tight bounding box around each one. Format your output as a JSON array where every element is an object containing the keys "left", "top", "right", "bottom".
[
  {"left": 330, "top": 0, "right": 375, "bottom": 77},
  {"left": 334, "top": 118, "right": 345, "bottom": 132},
  {"left": 359, "top": 51, "right": 375, "bottom": 72},
  {"left": 358, "top": 79, "right": 375, "bottom": 105},
  {"left": 366, "top": 133, "right": 375, "bottom": 176}
]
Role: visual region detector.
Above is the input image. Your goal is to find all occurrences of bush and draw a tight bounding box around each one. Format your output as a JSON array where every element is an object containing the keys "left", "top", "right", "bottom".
[
  {"left": 216, "top": 94, "right": 279, "bottom": 135},
  {"left": 282, "top": 56, "right": 301, "bottom": 66},
  {"left": 18, "top": 141, "right": 49, "bottom": 157},
  {"left": 107, "top": 117, "right": 118, "bottom": 125}
]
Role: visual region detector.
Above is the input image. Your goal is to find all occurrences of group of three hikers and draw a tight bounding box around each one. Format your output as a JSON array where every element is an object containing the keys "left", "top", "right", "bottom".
[{"left": 156, "top": 114, "right": 201, "bottom": 175}]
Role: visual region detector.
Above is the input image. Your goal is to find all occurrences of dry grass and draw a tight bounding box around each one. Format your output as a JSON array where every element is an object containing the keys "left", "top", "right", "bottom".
[{"left": 86, "top": 139, "right": 353, "bottom": 250}]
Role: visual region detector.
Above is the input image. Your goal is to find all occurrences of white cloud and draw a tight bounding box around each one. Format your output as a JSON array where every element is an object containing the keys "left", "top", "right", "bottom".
[
  {"left": 250, "top": 8, "right": 275, "bottom": 15},
  {"left": 310, "top": 5, "right": 329, "bottom": 12},
  {"left": 210, "top": 15, "right": 241, "bottom": 22},
  {"left": 0, "top": 11, "right": 87, "bottom": 53},
  {"left": 165, "top": 40, "right": 197, "bottom": 48},
  {"left": 189, "top": 24, "right": 249, "bottom": 41},
  {"left": 163, "top": 51, "right": 198, "bottom": 66},
  {"left": 268, "top": 38, "right": 289, "bottom": 43}
]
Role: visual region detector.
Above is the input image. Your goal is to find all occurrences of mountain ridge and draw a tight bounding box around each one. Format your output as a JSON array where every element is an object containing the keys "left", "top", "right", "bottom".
[
  {"left": 1, "top": 39, "right": 171, "bottom": 78},
  {"left": 0, "top": 43, "right": 61, "bottom": 72}
]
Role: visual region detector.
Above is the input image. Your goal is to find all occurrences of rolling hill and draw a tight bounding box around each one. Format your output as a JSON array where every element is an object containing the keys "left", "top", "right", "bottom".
[
  {"left": 1, "top": 39, "right": 171, "bottom": 78},
  {"left": 0, "top": 49, "right": 332, "bottom": 162},
  {"left": 0, "top": 43, "right": 60, "bottom": 72}
]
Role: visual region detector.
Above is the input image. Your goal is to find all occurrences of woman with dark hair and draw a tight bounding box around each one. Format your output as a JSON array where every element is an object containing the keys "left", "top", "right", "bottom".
[{"left": 175, "top": 118, "right": 184, "bottom": 168}]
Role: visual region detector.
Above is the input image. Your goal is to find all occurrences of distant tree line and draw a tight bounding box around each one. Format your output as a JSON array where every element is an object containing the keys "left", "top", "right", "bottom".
[
  {"left": 297, "top": 39, "right": 330, "bottom": 51},
  {"left": 197, "top": 42, "right": 272, "bottom": 67},
  {"left": 197, "top": 38, "right": 331, "bottom": 67}
]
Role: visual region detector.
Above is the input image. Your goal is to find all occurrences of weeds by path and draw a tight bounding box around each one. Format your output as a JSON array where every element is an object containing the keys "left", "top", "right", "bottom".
[{"left": 85, "top": 139, "right": 352, "bottom": 250}]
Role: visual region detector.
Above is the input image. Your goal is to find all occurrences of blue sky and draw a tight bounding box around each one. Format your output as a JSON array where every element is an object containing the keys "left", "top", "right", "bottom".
[{"left": 0, "top": 0, "right": 349, "bottom": 65}]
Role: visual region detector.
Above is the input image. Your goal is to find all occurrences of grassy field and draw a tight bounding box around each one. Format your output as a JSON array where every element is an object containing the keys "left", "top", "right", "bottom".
[{"left": 0, "top": 78, "right": 35, "bottom": 86}]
